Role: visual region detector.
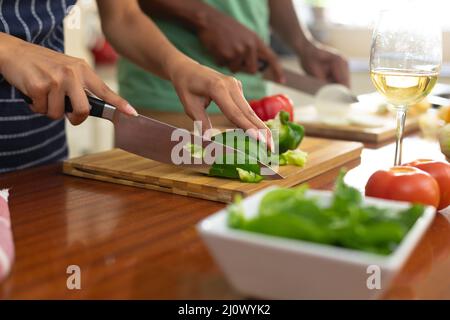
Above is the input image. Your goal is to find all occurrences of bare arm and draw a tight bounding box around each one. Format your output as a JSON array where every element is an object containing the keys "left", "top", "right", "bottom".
[
  {"left": 96, "top": 0, "right": 185, "bottom": 80},
  {"left": 136, "top": 0, "right": 283, "bottom": 81},
  {"left": 269, "top": 0, "right": 312, "bottom": 55},
  {"left": 96, "top": 0, "right": 273, "bottom": 146},
  {"left": 137, "top": 0, "right": 216, "bottom": 32}
]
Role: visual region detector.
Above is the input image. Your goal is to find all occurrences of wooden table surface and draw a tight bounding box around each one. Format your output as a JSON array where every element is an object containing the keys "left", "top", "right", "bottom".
[{"left": 0, "top": 136, "right": 449, "bottom": 299}]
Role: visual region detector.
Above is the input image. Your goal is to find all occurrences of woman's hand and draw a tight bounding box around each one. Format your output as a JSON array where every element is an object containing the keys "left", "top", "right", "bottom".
[
  {"left": 0, "top": 33, "right": 137, "bottom": 125},
  {"left": 167, "top": 54, "right": 274, "bottom": 150}
]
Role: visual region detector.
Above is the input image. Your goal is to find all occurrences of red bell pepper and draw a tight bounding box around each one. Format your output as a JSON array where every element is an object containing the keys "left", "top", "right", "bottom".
[{"left": 249, "top": 94, "right": 294, "bottom": 121}]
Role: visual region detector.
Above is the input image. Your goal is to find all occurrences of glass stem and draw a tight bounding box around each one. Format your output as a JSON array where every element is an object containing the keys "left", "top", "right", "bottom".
[{"left": 394, "top": 107, "right": 407, "bottom": 166}]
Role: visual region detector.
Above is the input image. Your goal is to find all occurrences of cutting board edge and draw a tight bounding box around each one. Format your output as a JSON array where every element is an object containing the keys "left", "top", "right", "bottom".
[
  {"left": 63, "top": 164, "right": 243, "bottom": 203},
  {"left": 298, "top": 119, "right": 419, "bottom": 143},
  {"left": 63, "top": 141, "right": 363, "bottom": 203},
  {"left": 62, "top": 137, "right": 364, "bottom": 203}
]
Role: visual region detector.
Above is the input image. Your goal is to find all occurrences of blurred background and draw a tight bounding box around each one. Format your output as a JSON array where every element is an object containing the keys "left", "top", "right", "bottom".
[{"left": 64, "top": 0, "right": 450, "bottom": 157}]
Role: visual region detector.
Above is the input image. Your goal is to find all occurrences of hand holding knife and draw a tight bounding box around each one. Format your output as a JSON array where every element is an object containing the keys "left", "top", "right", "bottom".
[{"left": 23, "top": 94, "right": 283, "bottom": 179}]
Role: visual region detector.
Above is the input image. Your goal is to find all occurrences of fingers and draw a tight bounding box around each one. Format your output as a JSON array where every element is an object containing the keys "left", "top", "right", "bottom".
[
  {"left": 303, "top": 47, "right": 350, "bottom": 87},
  {"left": 211, "top": 78, "right": 272, "bottom": 149},
  {"left": 303, "top": 57, "right": 328, "bottom": 82},
  {"left": 189, "top": 106, "right": 213, "bottom": 137},
  {"left": 181, "top": 93, "right": 213, "bottom": 136},
  {"left": 243, "top": 45, "right": 258, "bottom": 74},
  {"left": 257, "top": 42, "right": 285, "bottom": 83},
  {"left": 65, "top": 78, "right": 90, "bottom": 126},
  {"left": 27, "top": 82, "right": 49, "bottom": 115},
  {"left": 216, "top": 38, "right": 275, "bottom": 76},
  {"left": 331, "top": 57, "right": 350, "bottom": 87},
  {"left": 227, "top": 79, "right": 274, "bottom": 151},
  {"left": 227, "top": 56, "right": 245, "bottom": 74},
  {"left": 84, "top": 72, "right": 138, "bottom": 117},
  {"left": 46, "top": 86, "right": 65, "bottom": 120}
]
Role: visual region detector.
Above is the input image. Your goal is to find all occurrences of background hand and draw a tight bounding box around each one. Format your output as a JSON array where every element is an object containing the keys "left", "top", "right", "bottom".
[
  {"left": 197, "top": 11, "right": 284, "bottom": 83},
  {"left": 298, "top": 42, "right": 350, "bottom": 87}
]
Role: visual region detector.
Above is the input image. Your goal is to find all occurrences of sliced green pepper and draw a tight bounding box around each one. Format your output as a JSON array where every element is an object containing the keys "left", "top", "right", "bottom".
[
  {"left": 208, "top": 130, "right": 266, "bottom": 182},
  {"left": 236, "top": 168, "right": 264, "bottom": 183},
  {"left": 208, "top": 111, "right": 305, "bottom": 183}
]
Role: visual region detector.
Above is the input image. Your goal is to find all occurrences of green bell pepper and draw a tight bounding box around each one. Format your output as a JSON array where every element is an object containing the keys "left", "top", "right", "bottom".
[
  {"left": 187, "top": 111, "right": 306, "bottom": 183},
  {"left": 208, "top": 130, "right": 266, "bottom": 181},
  {"left": 266, "top": 111, "right": 305, "bottom": 154}
]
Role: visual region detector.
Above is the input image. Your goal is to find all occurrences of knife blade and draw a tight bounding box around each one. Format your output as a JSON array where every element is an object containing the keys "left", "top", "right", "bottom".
[
  {"left": 23, "top": 94, "right": 283, "bottom": 179},
  {"left": 259, "top": 60, "right": 359, "bottom": 103},
  {"left": 261, "top": 62, "right": 450, "bottom": 107}
]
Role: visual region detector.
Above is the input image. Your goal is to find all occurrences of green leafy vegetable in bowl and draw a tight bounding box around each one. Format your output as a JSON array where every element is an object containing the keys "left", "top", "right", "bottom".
[{"left": 228, "top": 172, "right": 425, "bottom": 255}]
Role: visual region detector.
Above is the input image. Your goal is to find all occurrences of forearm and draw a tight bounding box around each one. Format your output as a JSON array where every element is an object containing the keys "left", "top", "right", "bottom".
[
  {"left": 268, "top": 0, "right": 315, "bottom": 54},
  {"left": 138, "top": 0, "right": 220, "bottom": 32},
  {"left": 97, "top": 0, "right": 192, "bottom": 80}
]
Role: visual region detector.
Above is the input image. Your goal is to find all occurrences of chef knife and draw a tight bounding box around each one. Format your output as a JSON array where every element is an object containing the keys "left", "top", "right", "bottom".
[
  {"left": 270, "top": 67, "right": 359, "bottom": 104},
  {"left": 260, "top": 62, "right": 450, "bottom": 107},
  {"left": 23, "top": 94, "right": 283, "bottom": 179},
  {"left": 277, "top": 68, "right": 450, "bottom": 106}
]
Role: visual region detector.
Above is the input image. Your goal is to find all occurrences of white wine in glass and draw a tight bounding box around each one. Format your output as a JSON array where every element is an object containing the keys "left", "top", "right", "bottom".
[
  {"left": 370, "top": 8, "right": 442, "bottom": 165},
  {"left": 371, "top": 69, "right": 438, "bottom": 106}
]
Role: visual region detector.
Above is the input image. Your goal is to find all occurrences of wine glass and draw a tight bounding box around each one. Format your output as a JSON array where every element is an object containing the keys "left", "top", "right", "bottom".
[{"left": 370, "top": 8, "right": 442, "bottom": 165}]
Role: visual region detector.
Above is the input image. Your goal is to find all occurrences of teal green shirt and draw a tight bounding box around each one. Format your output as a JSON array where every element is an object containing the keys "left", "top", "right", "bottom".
[{"left": 118, "top": 0, "right": 269, "bottom": 113}]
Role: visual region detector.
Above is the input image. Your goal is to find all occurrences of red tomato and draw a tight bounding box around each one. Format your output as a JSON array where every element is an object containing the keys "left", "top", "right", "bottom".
[
  {"left": 249, "top": 94, "right": 294, "bottom": 121},
  {"left": 365, "top": 166, "right": 440, "bottom": 208},
  {"left": 403, "top": 159, "right": 450, "bottom": 210}
]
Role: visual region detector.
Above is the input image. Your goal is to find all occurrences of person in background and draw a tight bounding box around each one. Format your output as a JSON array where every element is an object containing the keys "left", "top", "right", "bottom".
[
  {"left": 118, "top": 0, "right": 350, "bottom": 127},
  {"left": 0, "top": 0, "right": 270, "bottom": 174}
]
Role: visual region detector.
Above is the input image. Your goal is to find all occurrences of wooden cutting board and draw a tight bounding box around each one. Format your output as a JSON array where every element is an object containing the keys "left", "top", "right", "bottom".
[
  {"left": 295, "top": 105, "right": 420, "bottom": 144},
  {"left": 63, "top": 137, "right": 363, "bottom": 203}
]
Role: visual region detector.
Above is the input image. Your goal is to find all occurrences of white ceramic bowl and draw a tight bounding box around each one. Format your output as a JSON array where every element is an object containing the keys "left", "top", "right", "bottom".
[{"left": 197, "top": 188, "right": 435, "bottom": 300}]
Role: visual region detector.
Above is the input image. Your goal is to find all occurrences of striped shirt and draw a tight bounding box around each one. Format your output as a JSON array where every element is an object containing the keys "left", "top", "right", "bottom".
[{"left": 0, "top": 0, "right": 76, "bottom": 174}]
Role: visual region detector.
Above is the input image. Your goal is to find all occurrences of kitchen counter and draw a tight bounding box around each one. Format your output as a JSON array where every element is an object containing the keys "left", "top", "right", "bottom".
[{"left": 0, "top": 136, "right": 449, "bottom": 299}]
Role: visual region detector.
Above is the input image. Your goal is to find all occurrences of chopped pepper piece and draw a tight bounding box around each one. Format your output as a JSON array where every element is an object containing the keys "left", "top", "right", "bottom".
[
  {"left": 279, "top": 149, "right": 308, "bottom": 167},
  {"left": 236, "top": 168, "right": 264, "bottom": 183}
]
